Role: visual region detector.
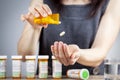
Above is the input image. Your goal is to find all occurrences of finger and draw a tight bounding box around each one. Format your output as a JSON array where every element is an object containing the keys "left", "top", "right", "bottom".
[
  {"left": 20, "top": 14, "right": 26, "bottom": 21},
  {"left": 69, "top": 53, "right": 77, "bottom": 65},
  {"left": 69, "top": 52, "right": 80, "bottom": 65},
  {"left": 23, "top": 12, "right": 36, "bottom": 25},
  {"left": 64, "top": 44, "right": 71, "bottom": 58},
  {"left": 24, "top": 13, "right": 43, "bottom": 28},
  {"left": 63, "top": 44, "right": 71, "bottom": 65},
  {"left": 51, "top": 45, "right": 57, "bottom": 57},
  {"left": 70, "top": 51, "right": 80, "bottom": 59},
  {"left": 34, "top": 25, "right": 43, "bottom": 29},
  {"left": 51, "top": 45, "right": 55, "bottom": 56},
  {"left": 58, "top": 41, "right": 68, "bottom": 66},
  {"left": 53, "top": 42, "right": 63, "bottom": 64},
  {"left": 42, "top": 4, "right": 52, "bottom": 15},
  {"left": 69, "top": 59, "right": 76, "bottom": 65},
  {"left": 21, "top": 13, "right": 31, "bottom": 22},
  {"left": 62, "top": 43, "right": 69, "bottom": 66},
  {"left": 71, "top": 53, "right": 76, "bottom": 59},
  {"left": 53, "top": 41, "right": 59, "bottom": 57},
  {"left": 64, "top": 44, "right": 76, "bottom": 65},
  {"left": 43, "top": 24, "right": 48, "bottom": 28},
  {"left": 34, "top": 24, "right": 48, "bottom": 28},
  {"left": 29, "top": 7, "right": 40, "bottom": 17},
  {"left": 35, "top": 6, "right": 48, "bottom": 17}
]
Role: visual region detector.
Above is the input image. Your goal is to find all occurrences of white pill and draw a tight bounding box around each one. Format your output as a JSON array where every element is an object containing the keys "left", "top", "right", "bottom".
[
  {"left": 59, "top": 31, "right": 65, "bottom": 37},
  {"left": 59, "top": 21, "right": 61, "bottom": 24}
]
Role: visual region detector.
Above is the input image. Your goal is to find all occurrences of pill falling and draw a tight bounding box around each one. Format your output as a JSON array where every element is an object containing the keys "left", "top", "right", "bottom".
[{"left": 59, "top": 31, "right": 65, "bottom": 37}]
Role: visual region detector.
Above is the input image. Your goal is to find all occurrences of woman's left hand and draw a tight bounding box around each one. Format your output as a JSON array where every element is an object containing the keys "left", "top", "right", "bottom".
[{"left": 51, "top": 41, "right": 81, "bottom": 66}]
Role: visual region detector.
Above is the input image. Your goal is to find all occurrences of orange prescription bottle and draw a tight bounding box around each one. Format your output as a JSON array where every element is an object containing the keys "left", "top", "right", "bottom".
[
  {"left": 25, "top": 56, "right": 36, "bottom": 79},
  {"left": 34, "top": 13, "right": 61, "bottom": 25},
  {"left": 0, "top": 56, "right": 7, "bottom": 79},
  {"left": 38, "top": 55, "right": 49, "bottom": 78},
  {"left": 11, "top": 56, "right": 22, "bottom": 79}
]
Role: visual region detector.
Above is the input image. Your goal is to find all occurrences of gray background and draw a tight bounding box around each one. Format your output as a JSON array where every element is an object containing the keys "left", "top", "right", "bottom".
[
  {"left": 0, "top": 0, "right": 120, "bottom": 77},
  {"left": 0, "top": 0, "right": 31, "bottom": 77}
]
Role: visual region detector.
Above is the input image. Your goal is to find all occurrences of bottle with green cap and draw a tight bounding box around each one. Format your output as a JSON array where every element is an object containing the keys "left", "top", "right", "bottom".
[{"left": 67, "top": 69, "right": 89, "bottom": 80}]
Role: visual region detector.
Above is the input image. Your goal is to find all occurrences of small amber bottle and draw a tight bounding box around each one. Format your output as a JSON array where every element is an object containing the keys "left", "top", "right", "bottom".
[
  {"left": 25, "top": 56, "right": 36, "bottom": 79},
  {"left": 0, "top": 56, "right": 7, "bottom": 79},
  {"left": 38, "top": 55, "right": 49, "bottom": 79},
  {"left": 11, "top": 56, "right": 22, "bottom": 79},
  {"left": 34, "top": 13, "right": 61, "bottom": 25},
  {"left": 52, "top": 56, "right": 62, "bottom": 79}
]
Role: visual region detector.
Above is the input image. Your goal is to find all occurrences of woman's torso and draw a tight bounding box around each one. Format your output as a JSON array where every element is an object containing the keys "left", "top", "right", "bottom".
[{"left": 39, "top": 0, "right": 109, "bottom": 75}]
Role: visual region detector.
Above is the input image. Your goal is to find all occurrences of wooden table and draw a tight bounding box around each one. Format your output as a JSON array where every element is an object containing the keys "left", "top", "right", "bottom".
[
  {"left": 0, "top": 76, "right": 104, "bottom": 80},
  {"left": 0, "top": 76, "right": 120, "bottom": 80}
]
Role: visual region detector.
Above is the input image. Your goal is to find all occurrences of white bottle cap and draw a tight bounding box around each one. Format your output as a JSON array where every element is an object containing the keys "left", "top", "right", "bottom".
[
  {"left": 25, "top": 55, "right": 36, "bottom": 59},
  {"left": 11, "top": 55, "right": 22, "bottom": 59},
  {"left": 0, "top": 56, "right": 7, "bottom": 59},
  {"left": 38, "top": 55, "right": 49, "bottom": 59}
]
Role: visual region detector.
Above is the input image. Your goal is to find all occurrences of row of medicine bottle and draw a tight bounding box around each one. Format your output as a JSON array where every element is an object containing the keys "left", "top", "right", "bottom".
[{"left": 0, "top": 55, "right": 62, "bottom": 79}]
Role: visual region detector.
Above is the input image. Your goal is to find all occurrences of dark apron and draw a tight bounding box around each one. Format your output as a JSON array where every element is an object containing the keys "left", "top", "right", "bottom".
[{"left": 38, "top": 0, "right": 109, "bottom": 75}]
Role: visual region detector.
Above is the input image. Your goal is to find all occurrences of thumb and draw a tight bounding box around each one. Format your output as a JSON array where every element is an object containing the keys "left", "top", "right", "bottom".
[
  {"left": 20, "top": 14, "right": 26, "bottom": 22},
  {"left": 70, "top": 51, "right": 80, "bottom": 59},
  {"left": 20, "top": 13, "right": 30, "bottom": 22},
  {"left": 43, "top": 24, "right": 48, "bottom": 28},
  {"left": 20, "top": 12, "right": 33, "bottom": 23}
]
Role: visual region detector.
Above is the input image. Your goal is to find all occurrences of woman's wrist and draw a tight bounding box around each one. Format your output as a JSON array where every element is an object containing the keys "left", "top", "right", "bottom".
[{"left": 76, "top": 48, "right": 83, "bottom": 63}]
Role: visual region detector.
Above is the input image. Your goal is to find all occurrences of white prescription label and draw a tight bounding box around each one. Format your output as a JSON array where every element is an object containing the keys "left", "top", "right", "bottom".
[
  {"left": 12, "top": 60, "right": 21, "bottom": 72},
  {"left": 0, "top": 60, "right": 6, "bottom": 72},
  {"left": 53, "top": 60, "right": 62, "bottom": 72},
  {"left": 26, "top": 60, "right": 35, "bottom": 73},
  {"left": 53, "top": 60, "right": 62, "bottom": 78},
  {"left": 39, "top": 61, "right": 48, "bottom": 73}
]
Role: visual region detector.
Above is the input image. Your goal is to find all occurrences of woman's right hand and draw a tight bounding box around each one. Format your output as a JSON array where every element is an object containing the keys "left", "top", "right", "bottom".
[{"left": 21, "top": 3, "right": 52, "bottom": 28}]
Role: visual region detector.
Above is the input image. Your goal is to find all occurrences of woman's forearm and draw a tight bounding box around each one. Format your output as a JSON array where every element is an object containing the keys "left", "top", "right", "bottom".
[
  {"left": 77, "top": 15, "right": 120, "bottom": 67},
  {"left": 18, "top": 0, "right": 44, "bottom": 56},
  {"left": 77, "top": 0, "right": 120, "bottom": 67},
  {"left": 30, "top": 0, "right": 43, "bottom": 6},
  {"left": 17, "top": 23, "right": 41, "bottom": 56},
  {"left": 77, "top": 48, "right": 105, "bottom": 67}
]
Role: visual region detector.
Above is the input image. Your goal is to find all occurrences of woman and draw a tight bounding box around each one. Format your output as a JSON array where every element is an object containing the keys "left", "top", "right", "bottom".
[{"left": 18, "top": 0, "right": 120, "bottom": 75}]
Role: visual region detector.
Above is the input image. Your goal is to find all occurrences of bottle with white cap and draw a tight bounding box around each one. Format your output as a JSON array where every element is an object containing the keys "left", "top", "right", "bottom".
[
  {"left": 0, "top": 56, "right": 7, "bottom": 79},
  {"left": 52, "top": 56, "right": 62, "bottom": 78},
  {"left": 11, "top": 55, "right": 22, "bottom": 78},
  {"left": 38, "top": 55, "right": 49, "bottom": 78},
  {"left": 67, "top": 69, "right": 89, "bottom": 80},
  {"left": 25, "top": 55, "right": 36, "bottom": 79}
]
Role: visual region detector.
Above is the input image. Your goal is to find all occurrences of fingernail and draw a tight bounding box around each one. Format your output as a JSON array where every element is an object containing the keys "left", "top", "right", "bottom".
[
  {"left": 48, "top": 12, "right": 52, "bottom": 15},
  {"left": 64, "top": 44, "right": 67, "bottom": 47},
  {"left": 55, "top": 41, "right": 58, "bottom": 44},
  {"left": 35, "top": 13, "right": 39, "bottom": 17},
  {"left": 43, "top": 13, "right": 47, "bottom": 17}
]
